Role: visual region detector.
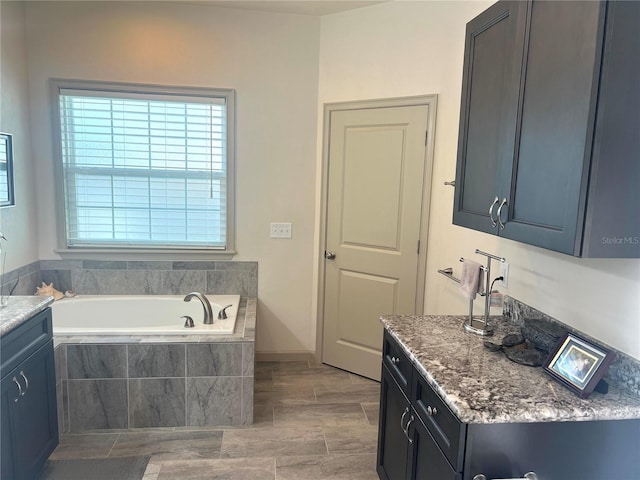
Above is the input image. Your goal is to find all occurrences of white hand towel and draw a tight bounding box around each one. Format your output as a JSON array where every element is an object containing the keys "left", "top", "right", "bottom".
[{"left": 459, "top": 259, "right": 484, "bottom": 300}]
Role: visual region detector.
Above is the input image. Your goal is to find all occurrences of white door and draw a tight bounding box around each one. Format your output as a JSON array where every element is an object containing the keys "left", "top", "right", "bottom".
[{"left": 322, "top": 103, "right": 430, "bottom": 380}]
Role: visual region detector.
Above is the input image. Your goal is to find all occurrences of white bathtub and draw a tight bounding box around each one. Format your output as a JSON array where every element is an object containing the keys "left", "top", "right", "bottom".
[{"left": 51, "top": 294, "right": 240, "bottom": 335}]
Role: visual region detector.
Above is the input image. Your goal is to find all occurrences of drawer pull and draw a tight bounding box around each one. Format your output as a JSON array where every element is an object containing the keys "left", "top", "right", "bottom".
[
  {"left": 400, "top": 407, "right": 410, "bottom": 432},
  {"left": 404, "top": 416, "right": 415, "bottom": 444},
  {"left": 391, "top": 356, "right": 400, "bottom": 364},
  {"left": 426, "top": 405, "right": 438, "bottom": 416},
  {"left": 473, "top": 472, "right": 538, "bottom": 480},
  {"left": 19, "top": 371, "right": 29, "bottom": 395},
  {"left": 12, "top": 377, "right": 22, "bottom": 402}
]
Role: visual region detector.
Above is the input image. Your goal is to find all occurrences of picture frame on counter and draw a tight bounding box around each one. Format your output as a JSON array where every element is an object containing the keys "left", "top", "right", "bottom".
[{"left": 543, "top": 332, "right": 616, "bottom": 399}]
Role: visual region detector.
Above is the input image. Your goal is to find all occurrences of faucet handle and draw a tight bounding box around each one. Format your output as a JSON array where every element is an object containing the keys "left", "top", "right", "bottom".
[
  {"left": 181, "top": 316, "right": 195, "bottom": 328},
  {"left": 218, "top": 304, "right": 233, "bottom": 320}
]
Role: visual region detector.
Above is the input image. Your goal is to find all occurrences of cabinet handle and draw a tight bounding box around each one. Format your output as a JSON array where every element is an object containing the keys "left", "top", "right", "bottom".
[
  {"left": 497, "top": 198, "right": 508, "bottom": 230},
  {"left": 404, "top": 416, "right": 415, "bottom": 444},
  {"left": 12, "top": 377, "right": 22, "bottom": 403},
  {"left": 473, "top": 472, "right": 538, "bottom": 480},
  {"left": 427, "top": 405, "right": 438, "bottom": 416},
  {"left": 391, "top": 356, "right": 400, "bottom": 365},
  {"left": 488, "top": 196, "right": 500, "bottom": 227},
  {"left": 19, "top": 371, "right": 28, "bottom": 395},
  {"left": 400, "top": 407, "right": 410, "bottom": 432}
]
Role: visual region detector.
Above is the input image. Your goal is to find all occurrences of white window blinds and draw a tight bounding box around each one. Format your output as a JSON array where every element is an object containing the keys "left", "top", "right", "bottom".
[{"left": 58, "top": 87, "right": 229, "bottom": 249}]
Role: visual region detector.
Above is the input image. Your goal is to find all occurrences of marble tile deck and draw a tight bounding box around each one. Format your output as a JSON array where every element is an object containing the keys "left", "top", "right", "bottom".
[{"left": 42, "top": 360, "right": 381, "bottom": 480}]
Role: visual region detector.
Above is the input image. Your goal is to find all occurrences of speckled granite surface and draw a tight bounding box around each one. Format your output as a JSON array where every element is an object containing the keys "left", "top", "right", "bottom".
[
  {"left": 0, "top": 295, "right": 54, "bottom": 337},
  {"left": 381, "top": 314, "right": 640, "bottom": 424}
]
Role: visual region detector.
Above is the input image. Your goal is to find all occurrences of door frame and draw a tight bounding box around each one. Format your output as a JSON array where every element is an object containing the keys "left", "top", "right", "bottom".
[{"left": 316, "top": 94, "right": 438, "bottom": 364}]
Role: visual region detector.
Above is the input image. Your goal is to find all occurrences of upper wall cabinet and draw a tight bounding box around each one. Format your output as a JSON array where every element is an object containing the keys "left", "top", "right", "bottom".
[{"left": 453, "top": 0, "right": 640, "bottom": 257}]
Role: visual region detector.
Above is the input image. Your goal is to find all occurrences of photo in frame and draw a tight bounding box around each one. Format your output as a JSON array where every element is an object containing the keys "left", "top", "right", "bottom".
[{"left": 543, "top": 332, "right": 616, "bottom": 399}]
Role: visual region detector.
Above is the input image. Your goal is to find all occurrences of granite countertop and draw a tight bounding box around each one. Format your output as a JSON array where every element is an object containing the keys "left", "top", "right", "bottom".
[
  {"left": 0, "top": 296, "right": 55, "bottom": 337},
  {"left": 381, "top": 314, "right": 640, "bottom": 424}
]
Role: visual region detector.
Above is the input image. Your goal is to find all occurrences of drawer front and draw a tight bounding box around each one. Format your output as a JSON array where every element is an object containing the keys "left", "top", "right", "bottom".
[
  {"left": 1, "top": 308, "right": 52, "bottom": 378},
  {"left": 382, "top": 330, "right": 412, "bottom": 395},
  {"left": 413, "top": 371, "right": 466, "bottom": 471}
]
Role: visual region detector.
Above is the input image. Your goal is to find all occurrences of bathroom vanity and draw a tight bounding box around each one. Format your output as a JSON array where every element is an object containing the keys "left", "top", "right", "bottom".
[
  {"left": 377, "top": 315, "right": 640, "bottom": 480},
  {"left": 1, "top": 296, "right": 58, "bottom": 480}
]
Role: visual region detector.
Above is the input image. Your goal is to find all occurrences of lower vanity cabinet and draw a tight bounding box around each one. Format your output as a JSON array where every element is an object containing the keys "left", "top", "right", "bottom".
[
  {"left": 377, "top": 331, "right": 461, "bottom": 480},
  {"left": 1, "top": 308, "right": 58, "bottom": 480},
  {"left": 407, "top": 410, "right": 461, "bottom": 480},
  {"left": 378, "top": 362, "right": 459, "bottom": 480},
  {"left": 378, "top": 329, "right": 640, "bottom": 480},
  {"left": 377, "top": 364, "right": 411, "bottom": 480}
]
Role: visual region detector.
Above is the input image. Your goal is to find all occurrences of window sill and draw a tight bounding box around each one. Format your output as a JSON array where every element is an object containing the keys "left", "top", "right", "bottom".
[{"left": 54, "top": 248, "right": 237, "bottom": 261}]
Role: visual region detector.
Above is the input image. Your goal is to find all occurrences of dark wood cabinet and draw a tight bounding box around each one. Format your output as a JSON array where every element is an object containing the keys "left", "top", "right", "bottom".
[
  {"left": 454, "top": 0, "right": 527, "bottom": 235},
  {"left": 377, "top": 329, "right": 640, "bottom": 480},
  {"left": 1, "top": 308, "right": 58, "bottom": 480},
  {"left": 377, "top": 365, "right": 411, "bottom": 480},
  {"left": 408, "top": 415, "right": 460, "bottom": 480},
  {"left": 454, "top": 0, "right": 640, "bottom": 257},
  {"left": 378, "top": 364, "right": 459, "bottom": 480},
  {"left": 378, "top": 331, "right": 461, "bottom": 480}
]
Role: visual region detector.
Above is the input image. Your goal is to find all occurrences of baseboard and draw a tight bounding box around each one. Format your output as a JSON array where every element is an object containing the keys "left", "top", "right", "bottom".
[{"left": 255, "top": 351, "right": 316, "bottom": 362}]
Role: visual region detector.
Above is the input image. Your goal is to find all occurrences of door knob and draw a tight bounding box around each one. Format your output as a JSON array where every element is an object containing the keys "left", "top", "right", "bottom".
[{"left": 324, "top": 251, "right": 336, "bottom": 260}]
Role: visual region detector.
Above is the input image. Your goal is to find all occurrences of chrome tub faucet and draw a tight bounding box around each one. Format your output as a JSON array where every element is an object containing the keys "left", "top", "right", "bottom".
[{"left": 183, "top": 292, "right": 214, "bottom": 324}]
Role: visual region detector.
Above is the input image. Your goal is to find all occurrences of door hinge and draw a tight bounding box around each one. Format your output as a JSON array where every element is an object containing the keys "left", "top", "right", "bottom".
[
  {"left": 417, "top": 240, "right": 421, "bottom": 255},
  {"left": 425, "top": 130, "right": 428, "bottom": 146}
]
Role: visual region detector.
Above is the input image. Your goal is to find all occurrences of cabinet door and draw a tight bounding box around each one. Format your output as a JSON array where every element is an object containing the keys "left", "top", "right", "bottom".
[
  {"left": 500, "top": 1, "right": 605, "bottom": 254},
  {"left": 377, "top": 365, "right": 410, "bottom": 480},
  {"left": 581, "top": 0, "right": 640, "bottom": 258},
  {"left": 13, "top": 342, "right": 59, "bottom": 480},
  {"left": 408, "top": 415, "right": 461, "bottom": 480},
  {"left": 453, "top": 1, "right": 527, "bottom": 234},
  {"left": 1, "top": 372, "right": 19, "bottom": 480}
]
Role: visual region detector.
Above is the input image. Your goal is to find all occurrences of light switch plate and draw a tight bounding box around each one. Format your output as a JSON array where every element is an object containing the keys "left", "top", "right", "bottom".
[{"left": 270, "top": 222, "right": 292, "bottom": 239}]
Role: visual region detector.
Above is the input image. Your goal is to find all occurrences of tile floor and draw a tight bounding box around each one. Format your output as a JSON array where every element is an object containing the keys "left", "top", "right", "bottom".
[{"left": 47, "top": 361, "right": 381, "bottom": 480}]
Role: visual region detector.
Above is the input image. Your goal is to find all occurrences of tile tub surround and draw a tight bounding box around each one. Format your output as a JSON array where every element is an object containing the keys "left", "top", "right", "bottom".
[
  {"left": 381, "top": 314, "right": 640, "bottom": 425},
  {"left": 54, "top": 297, "right": 256, "bottom": 432},
  {"left": 0, "top": 260, "right": 257, "bottom": 305},
  {"left": 40, "top": 260, "right": 258, "bottom": 297},
  {"left": 0, "top": 260, "right": 41, "bottom": 298}
]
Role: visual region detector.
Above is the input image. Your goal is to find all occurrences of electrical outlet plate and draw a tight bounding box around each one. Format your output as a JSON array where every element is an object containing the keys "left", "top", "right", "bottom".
[
  {"left": 499, "top": 262, "right": 509, "bottom": 288},
  {"left": 270, "top": 222, "right": 292, "bottom": 239}
]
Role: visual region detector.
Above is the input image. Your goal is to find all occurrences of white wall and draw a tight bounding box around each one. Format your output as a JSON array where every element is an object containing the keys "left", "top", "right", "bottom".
[
  {"left": 23, "top": 1, "right": 320, "bottom": 354},
  {"left": 317, "top": 1, "right": 640, "bottom": 360},
  {"left": 12, "top": 1, "right": 640, "bottom": 360},
  {"left": 0, "top": 1, "right": 39, "bottom": 272}
]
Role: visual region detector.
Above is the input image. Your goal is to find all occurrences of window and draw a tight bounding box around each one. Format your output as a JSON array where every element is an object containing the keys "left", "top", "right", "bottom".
[{"left": 51, "top": 80, "right": 235, "bottom": 252}]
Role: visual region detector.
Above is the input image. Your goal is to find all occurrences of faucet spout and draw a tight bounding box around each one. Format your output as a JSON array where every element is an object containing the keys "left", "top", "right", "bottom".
[{"left": 183, "top": 292, "right": 214, "bottom": 325}]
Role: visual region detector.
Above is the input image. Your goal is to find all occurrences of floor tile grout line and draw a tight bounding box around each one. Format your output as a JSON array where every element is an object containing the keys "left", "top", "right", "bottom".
[
  {"left": 106, "top": 433, "right": 121, "bottom": 458},
  {"left": 361, "top": 403, "right": 370, "bottom": 424},
  {"left": 322, "top": 429, "right": 330, "bottom": 455}
]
